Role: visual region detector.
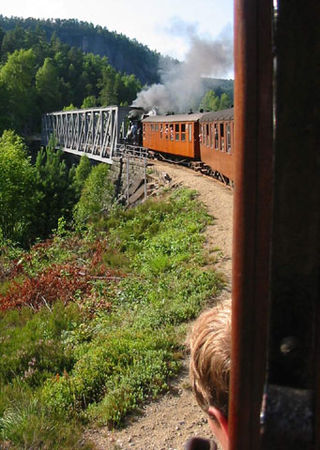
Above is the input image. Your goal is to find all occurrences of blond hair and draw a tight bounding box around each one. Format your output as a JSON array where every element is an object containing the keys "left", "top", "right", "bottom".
[{"left": 189, "top": 299, "right": 231, "bottom": 417}]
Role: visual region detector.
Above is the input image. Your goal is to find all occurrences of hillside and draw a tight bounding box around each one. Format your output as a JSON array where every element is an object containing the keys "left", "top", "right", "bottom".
[
  {"left": 0, "top": 16, "right": 233, "bottom": 99},
  {"left": 0, "top": 16, "right": 164, "bottom": 85},
  {"left": 0, "top": 153, "right": 231, "bottom": 448}
]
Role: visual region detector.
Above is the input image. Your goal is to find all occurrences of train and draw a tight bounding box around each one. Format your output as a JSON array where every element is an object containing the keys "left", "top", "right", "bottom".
[{"left": 126, "top": 107, "right": 235, "bottom": 184}]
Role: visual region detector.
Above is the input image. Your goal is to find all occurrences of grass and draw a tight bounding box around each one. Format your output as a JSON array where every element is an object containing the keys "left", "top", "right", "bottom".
[{"left": 0, "top": 188, "right": 222, "bottom": 448}]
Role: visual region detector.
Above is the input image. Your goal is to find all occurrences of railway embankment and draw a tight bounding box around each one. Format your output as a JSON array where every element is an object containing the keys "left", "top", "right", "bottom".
[{"left": 85, "top": 161, "right": 233, "bottom": 449}]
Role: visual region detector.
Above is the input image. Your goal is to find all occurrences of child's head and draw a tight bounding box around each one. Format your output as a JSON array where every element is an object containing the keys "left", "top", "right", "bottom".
[{"left": 189, "top": 299, "right": 231, "bottom": 418}]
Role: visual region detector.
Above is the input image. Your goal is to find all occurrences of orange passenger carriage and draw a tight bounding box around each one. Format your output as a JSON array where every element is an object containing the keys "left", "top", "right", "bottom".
[
  {"left": 199, "top": 108, "right": 234, "bottom": 182},
  {"left": 142, "top": 113, "right": 203, "bottom": 159}
]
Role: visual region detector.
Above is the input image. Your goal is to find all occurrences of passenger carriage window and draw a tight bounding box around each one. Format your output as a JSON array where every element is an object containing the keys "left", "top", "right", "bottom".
[
  {"left": 169, "top": 124, "right": 174, "bottom": 141},
  {"left": 220, "top": 123, "right": 225, "bottom": 151},
  {"left": 206, "top": 123, "right": 209, "bottom": 146},
  {"left": 165, "top": 124, "right": 169, "bottom": 140},
  {"left": 188, "top": 124, "right": 192, "bottom": 142},
  {"left": 226, "top": 123, "right": 231, "bottom": 153},
  {"left": 175, "top": 123, "right": 180, "bottom": 141},
  {"left": 160, "top": 124, "right": 163, "bottom": 139},
  {"left": 214, "top": 124, "right": 219, "bottom": 150},
  {"left": 181, "top": 123, "right": 186, "bottom": 141},
  {"left": 210, "top": 124, "right": 214, "bottom": 149},
  {"left": 155, "top": 124, "right": 159, "bottom": 131},
  {"left": 151, "top": 124, "right": 154, "bottom": 131}
]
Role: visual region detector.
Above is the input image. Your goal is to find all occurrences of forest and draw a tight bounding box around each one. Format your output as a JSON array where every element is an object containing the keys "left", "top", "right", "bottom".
[
  {"left": 0, "top": 23, "right": 143, "bottom": 136},
  {"left": 0, "top": 15, "right": 163, "bottom": 85}
]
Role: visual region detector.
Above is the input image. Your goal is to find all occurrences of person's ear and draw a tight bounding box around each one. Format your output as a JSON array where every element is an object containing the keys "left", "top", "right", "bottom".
[{"left": 208, "top": 406, "right": 229, "bottom": 449}]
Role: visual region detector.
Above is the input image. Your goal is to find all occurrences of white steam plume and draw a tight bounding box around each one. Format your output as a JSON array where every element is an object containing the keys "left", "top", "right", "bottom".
[{"left": 133, "top": 30, "right": 233, "bottom": 114}]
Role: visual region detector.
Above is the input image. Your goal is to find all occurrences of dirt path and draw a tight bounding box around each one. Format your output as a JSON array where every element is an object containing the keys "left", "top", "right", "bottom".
[{"left": 85, "top": 161, "right": 233, "bottom": 450}]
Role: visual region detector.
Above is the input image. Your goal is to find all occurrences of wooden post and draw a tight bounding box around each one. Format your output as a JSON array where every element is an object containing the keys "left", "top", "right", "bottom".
[{"left": 229, "top": 0, "right": 273, "bottom": 448}]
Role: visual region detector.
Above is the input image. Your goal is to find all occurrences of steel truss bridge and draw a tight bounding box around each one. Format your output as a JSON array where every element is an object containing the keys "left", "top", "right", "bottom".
[{"left": 41, "top": 106, "right": 147, "bottom": 163}]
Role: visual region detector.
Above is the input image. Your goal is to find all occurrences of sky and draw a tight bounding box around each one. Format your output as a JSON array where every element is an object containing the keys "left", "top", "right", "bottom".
[{"left": 0, "top": 0, "right": 233, "bottom": 63}]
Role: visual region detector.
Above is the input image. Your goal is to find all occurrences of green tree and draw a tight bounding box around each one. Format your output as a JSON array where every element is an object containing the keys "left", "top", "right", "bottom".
[
  {"left": 1, "top": 26, "right": 26, "bottom": 60},
  {"left": 34, "top": 142, "right": 76, "bottom": 238},
  {"left": 0, "top": 130, "right": 38, "bottom": 245},
  {"left": 73, "top": 163, "right": 114, "bottom": 226},
  {"left": 120, "top": 73, "right": 142, "bottom": 104},
  {"left": 199, "top": 90, "right": 219, "bottom": 112},
  {"left": 98, "top": 65, "right": 118, "bottom": 105},
  {"left": 81, "top": 96, "right": 98, "bottom": 109},
  {"left": 0, "top": 81, "right": 10, "bottom": 134},
  {"left": 0, "top": 48, "right": 38, "bottom": 132},
  {"left": 219, "top": 92, "right": 232, "bottom": 110},
  {"left": 63, "top": 104, "right": 76, "bottom": 111},
  {"left": 35, "top": 57, "right": 61, "bottom": 113},
  {"left": 72, "top": 154, "right": 92, "bottom": 199}
]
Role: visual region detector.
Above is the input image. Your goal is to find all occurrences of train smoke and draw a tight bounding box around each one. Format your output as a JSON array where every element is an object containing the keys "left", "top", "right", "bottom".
[{"left": 133, "top": 31, "right": 233, "bottom": 114}]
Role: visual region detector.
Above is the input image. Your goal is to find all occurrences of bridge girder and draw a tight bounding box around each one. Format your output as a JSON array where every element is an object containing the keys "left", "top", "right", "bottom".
[{"left": 41, "top": 106, "right": 131, "bottom": 163}]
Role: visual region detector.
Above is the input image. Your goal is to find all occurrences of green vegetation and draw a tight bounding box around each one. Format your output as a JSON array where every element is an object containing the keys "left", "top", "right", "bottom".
[
  {"left": 0, "top": 131, "right": 83, "bottom": 246},
  {"left": 73, "top": 163, "right": 114, "bottom": 228},
  {"left": 0, "top": 16, "right": 234, "bottom": 136},
  {"left": 0, "top": 24, "right": 142, "bottom": 135},
  {"left": 0, "top": 186, "right": 222, "bottom": 448},
  {"left": 199, "top": 89, "right": 232, "bottom": 112},
  {"left": 0, "top": 16, "right": 162, "bottom": 86},
  {"left": 0, "top": 131, "right": 39, "bottom": 245}
]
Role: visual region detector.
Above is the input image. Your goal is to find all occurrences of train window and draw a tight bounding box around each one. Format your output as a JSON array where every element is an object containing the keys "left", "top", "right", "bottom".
[
  {"left": 155, "top": 124, "right": 159, "bottom": 131},
  {"left": 220, "top": 123, "right": 225, "bottom": 151},
  {"left": 151, "top": 124, "right": 154, "bottom": 131},
  {"left": 188, "top": 124, "right": 192, "bottom": 142},
  {"left": 175, "top": 123, "right": 180, "bottom": 141},
  {"left": 214, "top": 124, "right": 219, "bottom": 150},
  {"left": 169, "top": 124, "right": 174, "bottom": 141},
  {"left": 181, "top": 123, "right": 186, "bottom": 141},
  {"left": 226, "top": 123, "right": 231, "bottom": 153},
  {"left": 206, "top": 124, "right": 209, "bottom": 146},
  {"left": 210, "top": 124, "right": 214, "bottom": 148},
  {"left": 160, "top": 124, "right": 163, "bottom": 139},
  {"left": 165, "top": 124, "right": 168, "bottom": 140}
]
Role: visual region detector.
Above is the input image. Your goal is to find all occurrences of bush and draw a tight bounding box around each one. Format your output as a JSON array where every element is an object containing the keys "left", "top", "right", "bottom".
[
  {"left": 34, "top": 144, "right": 77, "bottom": 239},
  {"left": 72, "top": 155, "right": 92, "bottom": 199},
  {"left": 73, "top": 163, "right": 114, "bottom": 226},
  {"left": 0, "top": 302, "right": 82, "bottom": 385},
  {"left": 0, "top": 130, "right": 39, "bottom": 245}
]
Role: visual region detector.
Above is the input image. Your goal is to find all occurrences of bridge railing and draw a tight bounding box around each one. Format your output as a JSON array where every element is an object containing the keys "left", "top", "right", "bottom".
[{"left": 114, "top": 143, "right": 149, "bottom": 160}]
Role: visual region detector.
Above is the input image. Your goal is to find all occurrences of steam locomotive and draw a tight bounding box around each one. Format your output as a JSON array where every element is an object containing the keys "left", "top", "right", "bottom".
[{"left": 127, "top": 107, "right": 234, "bottom": 183}]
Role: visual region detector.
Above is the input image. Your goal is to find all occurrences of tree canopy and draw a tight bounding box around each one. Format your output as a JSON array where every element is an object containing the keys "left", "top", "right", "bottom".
[
  {"left": 0, "top": 23, "right": 142, "bottom": 135},
  {"left": 0, "top": 130, "right": 38, "bottom": 244}
]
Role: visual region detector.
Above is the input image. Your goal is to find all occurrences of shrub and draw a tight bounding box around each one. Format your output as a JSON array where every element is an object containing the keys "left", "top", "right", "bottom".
[
  {"left": 0, "top": 302, "right": 82, "bottom": 385},
  {"left": 34, "top": 145, "right": 76, "bottom": 239},
  {"left": 73, "top": 163, "right": 114, "bottom": 226},
  {"left": 0, "top": 264, "right": 92, "bottom": 311},
  {"left": 0, "top": 130, "right": 39, "bottom": 245}
]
